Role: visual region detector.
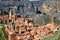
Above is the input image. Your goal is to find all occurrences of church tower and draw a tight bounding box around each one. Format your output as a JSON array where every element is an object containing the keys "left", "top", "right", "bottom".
[{"left": 9, "top": 10, "right": 12, "bottom": 20}]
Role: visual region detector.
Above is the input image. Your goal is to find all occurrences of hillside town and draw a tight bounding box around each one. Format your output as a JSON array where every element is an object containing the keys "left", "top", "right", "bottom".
[
  {"left": 0, "top": 8, "right": 59, "bottom": 40},
  {"left": 0, "top": 0, "right": 60, "bottom": 40}
]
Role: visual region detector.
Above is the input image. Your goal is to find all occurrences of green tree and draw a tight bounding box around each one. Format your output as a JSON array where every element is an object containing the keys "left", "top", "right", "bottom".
[
  {"left": 0, "top": 25, "right": 8, "bottom": 40},
  {"left": 56, "top": 35, "right": 60, "bottom": 40}
]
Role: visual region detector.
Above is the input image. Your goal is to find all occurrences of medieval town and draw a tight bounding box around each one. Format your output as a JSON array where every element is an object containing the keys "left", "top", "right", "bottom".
[{"left": 0, "top": 0, "right": 60, "bottom": 40}]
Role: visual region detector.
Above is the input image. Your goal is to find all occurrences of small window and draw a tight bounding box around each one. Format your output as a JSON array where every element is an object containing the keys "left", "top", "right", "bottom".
[
  {"left": 21, "top": 31, "right": 25, "bottom": 34},
  {"left": 57, "top": 28, "right": 59, "bottom": 30},
  {"left": 28, "top": 30, "right": 31, "bottom": 32},
  {"left": 12, "top": 22, "right": 14, "bottom": 25},
  {"left": 9, "top": 20, "right": 12, "bottom": 22},
  {"left": 15, "top": 32, "right": 19, "bottom": 34}
]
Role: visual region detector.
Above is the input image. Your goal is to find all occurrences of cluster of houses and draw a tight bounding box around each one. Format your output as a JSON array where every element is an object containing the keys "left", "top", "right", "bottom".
[
  {"left": 0, "top": 0, "right": 60, "bottom": 40},
  {"left": 0, "top": 9, "right": 58, "bottom": 40}
]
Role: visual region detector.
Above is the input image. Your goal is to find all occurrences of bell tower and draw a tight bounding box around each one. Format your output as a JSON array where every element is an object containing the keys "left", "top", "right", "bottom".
[{"left": 9, "top": 10, "right": 12, "bottom": 20}]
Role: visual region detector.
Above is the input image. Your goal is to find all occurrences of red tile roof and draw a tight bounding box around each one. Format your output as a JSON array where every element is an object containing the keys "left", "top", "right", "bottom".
[{"left": 5, "top": 28, "right": 13, "bottom": 35}]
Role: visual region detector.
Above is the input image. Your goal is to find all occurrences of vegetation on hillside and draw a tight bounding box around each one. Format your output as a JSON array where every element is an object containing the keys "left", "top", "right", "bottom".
[{"left": 0, "top": 25, "right": 8, "bottom": 40}]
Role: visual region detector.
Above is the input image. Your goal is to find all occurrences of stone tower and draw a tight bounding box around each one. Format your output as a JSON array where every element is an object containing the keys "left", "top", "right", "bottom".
[{"left": 9, "top": 10, "right": 12, "bottom": 20}]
